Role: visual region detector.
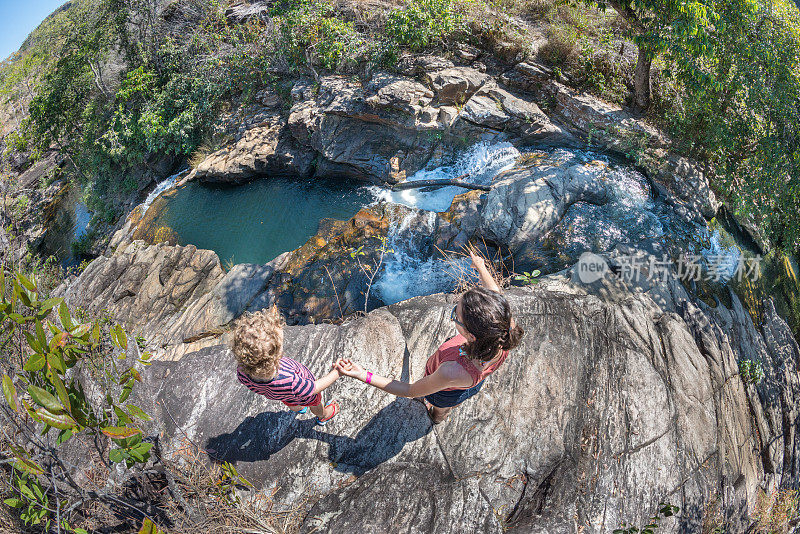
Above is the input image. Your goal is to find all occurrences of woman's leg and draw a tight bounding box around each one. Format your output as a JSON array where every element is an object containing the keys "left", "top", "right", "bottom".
[{"left": 429, "top": 405, "right": 452, "bottom": 424}]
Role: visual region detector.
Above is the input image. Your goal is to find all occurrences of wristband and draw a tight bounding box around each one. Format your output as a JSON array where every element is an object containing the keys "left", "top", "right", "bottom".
[{"left": 365, "top": 371, "right": 373, "bottom": 384}]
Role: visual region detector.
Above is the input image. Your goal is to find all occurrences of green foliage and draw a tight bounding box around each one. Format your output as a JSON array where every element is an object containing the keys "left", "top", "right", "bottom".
[
  {"left": 4, "top": 470, "right": 56, "bottom": 529},
  {"left": 18, "top": 0, "right": 270, "bottom": 210},
  {"left": 0, "top": 269, "right": 153, "bottom": 530},
  {"left": 739, "top": 358, "right": 765, "bottom": 385},
  {"left": 514, "top": 270, "right": 541, "bottom": 285},
  {"left": 386, "top": 0, "right": 465, "bottom": 51},
  {"left": 138, "top": 518, "right": 165, "bottom": 534},
  {"left": 271, "top": 0, "right": 369, "bottom": 70},
  {"left": 11, "top": 194, "right": 29, "bottom": 222},
  {"left": 663, "top": 0, "right": 800, "bottom": 255},
  {"left": 70, "top": 230, "right": 97, "bottom": 259},
  {"left": 613, "top": 502, "right": 680, "bottom": 534},
  {"left": 213, "top": 461, "right": 254, "bottom": 505}
]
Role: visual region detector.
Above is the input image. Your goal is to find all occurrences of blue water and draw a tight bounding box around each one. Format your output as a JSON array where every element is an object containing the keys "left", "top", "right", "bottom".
[
  {"left": 41, "top": 187, "right": 92, "bottom": 268},
  {"left": 147, "top": 178, "right": 375, "bottom": 265}
]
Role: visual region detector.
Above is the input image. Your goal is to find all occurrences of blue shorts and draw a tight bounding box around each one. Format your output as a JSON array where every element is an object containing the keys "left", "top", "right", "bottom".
[{"left": 425, "top": 380, "right": 485, "bottom": 408}]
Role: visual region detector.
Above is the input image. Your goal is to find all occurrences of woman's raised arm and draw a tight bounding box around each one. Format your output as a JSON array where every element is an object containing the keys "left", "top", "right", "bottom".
[{"left": 469, "top": 250, "right": 502, "bottom": 293}]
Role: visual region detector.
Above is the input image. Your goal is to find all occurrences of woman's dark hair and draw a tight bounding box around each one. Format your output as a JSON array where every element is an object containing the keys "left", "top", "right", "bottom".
[{"left": 460, "top": 286, "right": 524, "bottom": 361}]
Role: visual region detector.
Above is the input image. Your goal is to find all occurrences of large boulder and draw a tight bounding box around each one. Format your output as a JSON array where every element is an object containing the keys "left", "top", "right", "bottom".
[
  {"left": 459, "top": 82, "right": 567, "bottom": 143},
  {"left": 130, "top": 266, "right": 798, "bottom": 533},
  {"left": 54, "top": 241, "right": 287, "bottom": 360},
  {"left": 287, "top": 75, "right": 446, "bottom": 182},
  {"left": 187, "top": 117, "right": 315, "bottom": 183},
  {"left": 498, "top": 62, "right": 719, "bottom": 222},
  {"left": 479, "top": 160, "right": 611, "bottom": 254},
  {"left": 650, "top": 154, "right": 719, "bottom": 220},
  {"left": 424, "top": 66, "right": 490, "bottom": 104}
]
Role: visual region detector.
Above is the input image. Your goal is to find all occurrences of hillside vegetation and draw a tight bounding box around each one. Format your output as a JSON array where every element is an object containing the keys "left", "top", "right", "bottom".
[{"left": 0, "top": 0, "right": 799, "bottom": 253}]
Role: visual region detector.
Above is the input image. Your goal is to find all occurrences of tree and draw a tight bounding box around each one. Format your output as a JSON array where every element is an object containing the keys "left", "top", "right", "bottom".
[
  {"left": 666, "top": 0, "right": 800, "bottom": 253},
  {"left": 583, "top": 0, "right": 718, "bottom": 111}
]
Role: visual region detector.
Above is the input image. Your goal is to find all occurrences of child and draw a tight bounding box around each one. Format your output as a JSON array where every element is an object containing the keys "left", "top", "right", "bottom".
[
  {"left": 232, "top": 305, "right": 340, "bottom": 425},
  {"left": 336, "top": 250, "right": 523, "bottom": 424}
]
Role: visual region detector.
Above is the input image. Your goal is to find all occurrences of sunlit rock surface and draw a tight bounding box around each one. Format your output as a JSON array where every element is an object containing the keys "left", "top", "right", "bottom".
[{"left": 127, "top": 266, "right": 800, "bottom": 533}]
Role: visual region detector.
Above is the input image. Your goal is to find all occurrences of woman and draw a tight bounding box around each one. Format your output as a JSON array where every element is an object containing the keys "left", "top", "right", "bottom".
[{"left": 335, "top": 251, "right": 524, "bottom": 424}]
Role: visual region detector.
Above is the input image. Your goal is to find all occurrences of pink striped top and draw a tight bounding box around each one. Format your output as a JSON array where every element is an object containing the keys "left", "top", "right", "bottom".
[{"left": 236, "top": 357, "right": 320, "bottom": 407}]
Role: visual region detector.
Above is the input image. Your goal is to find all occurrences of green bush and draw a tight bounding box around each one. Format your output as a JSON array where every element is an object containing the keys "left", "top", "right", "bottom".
[
  {"left": 739, "top": 358, "right": 765, "bottom": 385},
  {"left": 270, "top": 0, "right": 372, "bottom": 71},
  {"left": 0, "top": 269, "right": 153, "bottom": 531},
  {"left": 386, "top": 0, "right": 465, "bottom": 51}
]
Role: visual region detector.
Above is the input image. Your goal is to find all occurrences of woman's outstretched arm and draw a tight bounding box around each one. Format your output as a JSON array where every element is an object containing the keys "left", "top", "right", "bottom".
[
  {"left": 470, "top": 250, "right": 502, "bottom": 293},
  {"left": 334, "top": 358, "right": 465, "bottom": 398},
  {"left": 470, "top": 250, "right": 516, "bottom": 329}
]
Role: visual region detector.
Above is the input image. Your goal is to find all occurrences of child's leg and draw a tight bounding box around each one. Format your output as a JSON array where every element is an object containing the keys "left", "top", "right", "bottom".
[
  {"left": 309, "top": 401, "right": 333, "bottom": 419},
  {"left": 287, "top": 405, "right": 305, "bottom": 412}
]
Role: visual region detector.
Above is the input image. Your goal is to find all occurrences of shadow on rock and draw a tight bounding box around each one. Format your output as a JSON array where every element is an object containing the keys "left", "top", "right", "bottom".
[
  {"left": 204, "top": 410, "right": 301, "bottom": 464},
  {"left": 204, "top": 398, "right": 432, "bottom": 476},
  {"left": 315, "top": 398, "right": 433, "bottom": 475}
]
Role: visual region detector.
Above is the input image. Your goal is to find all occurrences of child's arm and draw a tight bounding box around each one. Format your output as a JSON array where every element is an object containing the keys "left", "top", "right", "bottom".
[
  {"left": 312, "top": 368, "right": 341, "bottom": 395},
  {"left": 470, "top": 251, "right": 502, "bottom": 293}
]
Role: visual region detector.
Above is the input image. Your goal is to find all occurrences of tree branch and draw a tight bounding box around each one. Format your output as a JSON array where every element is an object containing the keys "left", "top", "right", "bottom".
[
  {"left": 391, "top": 179, "right": 490, "bottom": 192},
  {"left": 607, "top": 0, "right": 646, "bottom": 33}
]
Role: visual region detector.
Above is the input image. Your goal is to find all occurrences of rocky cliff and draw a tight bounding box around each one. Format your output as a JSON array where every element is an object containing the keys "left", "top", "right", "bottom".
[
  {"left": 180, "top": 55, "right": 718, "bottom": 227},
  {"left": 115, "top": 258, "right": 799, "bottom": 533}
]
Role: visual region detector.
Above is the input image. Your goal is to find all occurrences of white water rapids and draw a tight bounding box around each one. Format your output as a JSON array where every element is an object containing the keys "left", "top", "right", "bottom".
[{"left": 372, "top": 142, "right": 519, "bottom": 304}]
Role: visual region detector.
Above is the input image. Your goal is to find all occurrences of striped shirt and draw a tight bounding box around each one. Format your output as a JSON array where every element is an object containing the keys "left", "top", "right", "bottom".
[{"left": 236, "top": 357, "right": 321, "bottom": 407}]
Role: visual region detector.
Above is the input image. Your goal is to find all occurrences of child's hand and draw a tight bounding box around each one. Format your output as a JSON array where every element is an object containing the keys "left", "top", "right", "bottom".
[{"left": 336, "top": 358, "right": 366, "bottom": 380}]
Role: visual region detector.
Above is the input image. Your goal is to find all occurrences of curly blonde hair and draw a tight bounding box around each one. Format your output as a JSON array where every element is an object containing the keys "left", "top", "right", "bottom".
[{"left": 231, "top": 306, "right": 284, "bottom": 379}]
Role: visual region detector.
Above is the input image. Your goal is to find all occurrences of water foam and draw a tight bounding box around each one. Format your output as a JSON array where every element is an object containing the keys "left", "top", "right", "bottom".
[
  {"left": 374, "top": 210, "right": 470, "bottom": 305},
  {"left": 370, "top": 141, "right": 520, "bottom": 212},
  {"left": 371, "top": 142, "right": 519, "bottom": 304},
  {"left": 699, "top": 228, "right": 742, "bottom": 283},
  {"left": 140, "top": 170, "right": 186, "bottom": 216}
]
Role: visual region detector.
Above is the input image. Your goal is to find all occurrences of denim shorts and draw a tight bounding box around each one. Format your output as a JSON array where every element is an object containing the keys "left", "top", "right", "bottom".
[{"left": 425, "top": 380, "right": 485, "bottom": 408}]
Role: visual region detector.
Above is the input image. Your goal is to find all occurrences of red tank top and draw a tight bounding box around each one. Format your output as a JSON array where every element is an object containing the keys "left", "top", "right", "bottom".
[{"left": 424, "top": 334, "right": 509, "bottom": 391}]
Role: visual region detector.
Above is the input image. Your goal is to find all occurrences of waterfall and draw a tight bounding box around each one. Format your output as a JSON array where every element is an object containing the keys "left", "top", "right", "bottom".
[
  {"left": 374, "top": 210, "right": 471, "bottom": 305},
  {"left": 369, "top": 141, "right": 520, "bottom": 212},
  {"left": 370, "top": 142, "right": 519, "bottom": 304},
  {"left": 140, "top": 170, "right": 186, "bottom": 216},
  {"left": 699, "top": 228, "right": 743, "bottom": 283}
]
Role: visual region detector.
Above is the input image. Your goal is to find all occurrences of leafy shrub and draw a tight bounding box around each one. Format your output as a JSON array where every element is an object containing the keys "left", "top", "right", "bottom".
[
  {"left": 271, "top": 0, "right": 371, "bottom": 71},
  {"left": 0, "top": 269, "right": 153, "bottom": 531},
  {"left": 739, "top": 358, "right": 765, "bottom": 385},
  {"left": 386, "top": 0, "right": 465, "bottom": 51},
  {"left": 514, "top": 270, "right": 541, "bottom": 285}
]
